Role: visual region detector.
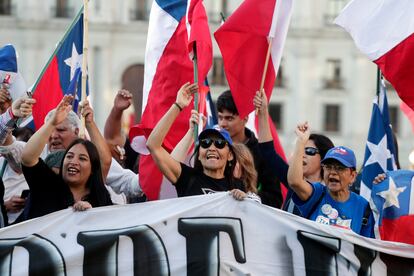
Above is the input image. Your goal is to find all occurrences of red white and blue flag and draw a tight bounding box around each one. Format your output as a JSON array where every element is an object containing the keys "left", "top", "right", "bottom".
[
  {"left": 129, "top": 0, "right": 212, "bottom": 200},
  {"left": 360, "top": 80, "right": 399, "bottom": 240},
  {"left": 335, "top": 0, "right": 414, "bottom": 112},
  {"left": 214, "top": 0, "right": 293, "bottom": 118},
  {"left": 0, "top": 44, "right": 26, "bottom": 101},
  {"left": 371, "top": 170, "right": 414, "bottom": 245},
  {"left": 31, "top": 8, "right": 86, "bottom": 129}
]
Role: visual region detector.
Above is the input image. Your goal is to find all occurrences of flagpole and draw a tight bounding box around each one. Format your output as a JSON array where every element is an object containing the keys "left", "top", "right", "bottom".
[
  {"left": 256, "top": 37, "right": 273, "bottom": 114},
  {"left": 80, "top": 0, "right": 89, "bottom": 137},
  {"left": 376, "top": 67, "right": 381, "bottom": 96},
  {"left": 193, "top": 43, "right": 199, "bottom": 143}
]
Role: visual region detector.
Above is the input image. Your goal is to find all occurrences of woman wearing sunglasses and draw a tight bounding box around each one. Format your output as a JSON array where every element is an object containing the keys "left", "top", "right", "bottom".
[
  {"left": 253, "top": 91, "right": 333, "bottom": 214},
  {"left": 147, "top": 83, "right": 244, "bottom": 197},
  {"left": 287, "top": 123, "right": 374, "bottom": 237}
]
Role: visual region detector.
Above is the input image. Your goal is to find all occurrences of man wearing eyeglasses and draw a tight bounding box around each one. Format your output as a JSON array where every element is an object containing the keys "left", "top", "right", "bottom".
[
  {"left": 216, "top": 90, "right": 283, "bottom": 208},
  {"left": 287, "top": 122, "right": 374, "bottom": 238}
]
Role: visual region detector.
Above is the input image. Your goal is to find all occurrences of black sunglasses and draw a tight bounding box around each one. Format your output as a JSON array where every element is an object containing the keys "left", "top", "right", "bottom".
[
  {"left": 304, "top": 147, "right": 319, "bottom": 156},
  {"left": 199, "top": 138, "right": 227, "bottom": 149}
]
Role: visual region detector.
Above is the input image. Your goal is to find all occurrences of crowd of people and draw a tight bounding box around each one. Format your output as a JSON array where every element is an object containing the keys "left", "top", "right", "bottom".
[{"left": 0, "top": 81, "right": 380, "bottom": 238}]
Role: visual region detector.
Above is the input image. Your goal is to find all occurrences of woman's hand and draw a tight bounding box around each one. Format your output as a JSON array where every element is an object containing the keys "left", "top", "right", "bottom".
[
  {"left": 72, "top": 201, "right": 92, "bottom": 211},
  {"left": 79, "top": 99, "right": 94, "bottom": 124},
  {"left": 230, "top": 189, "right": 247, "bottom": 201},
  {"left": 295, "top": 122, "right": 310, "bottom": 143},
  {"left": 176, "top": 82, "right": 198, "bottom": 109}
]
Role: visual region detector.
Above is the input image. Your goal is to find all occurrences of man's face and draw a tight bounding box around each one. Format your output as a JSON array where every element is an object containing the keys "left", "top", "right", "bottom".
[
  {"left": 48, "top": 120, "right": 79, "bottom": 152},
  {"left": 218, "top": 109, "right": 246, "bottom": 140}
]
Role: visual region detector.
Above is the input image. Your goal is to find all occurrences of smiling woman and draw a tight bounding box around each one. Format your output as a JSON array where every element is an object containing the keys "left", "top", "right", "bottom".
[
  {"left": 146, "top": 83, "right": 245, "bottom": 197},
  {"left": 21, "top": 95, "right": 112, "bottom": 219}
]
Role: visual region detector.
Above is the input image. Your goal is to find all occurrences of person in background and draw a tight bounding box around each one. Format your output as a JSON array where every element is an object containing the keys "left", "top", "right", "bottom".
[
  {"left": 217, "top": 90, "right": 282, "bottom": 208},
  {"left": 0, "top": 86, "right": 35, "bottom": 225},
  {"left": 104, "top": 89, "right": 138, "bottom": 172},
  {"left": 287, "top": 122, "right": 374, "bottom": 238}
]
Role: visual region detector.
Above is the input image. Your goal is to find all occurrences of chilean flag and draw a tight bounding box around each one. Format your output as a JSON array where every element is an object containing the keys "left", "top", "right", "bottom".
[
  {"left": 334, "top": 0, "right": 414, "bottom": 112},
  {"left": 214, "top": 0, "right": 293, "bottom": 118},
  {"left": 129, "top": 0, "right": 212, "bottom": 200},
  {"left": 31, "top": 8, "right": 85, "bottom": 129},
  {"left": 0, "top": 44, "right": 26, "bottom": 101},
  {"left": 371, "top": 170, "right": 414, "bottom": 245}
]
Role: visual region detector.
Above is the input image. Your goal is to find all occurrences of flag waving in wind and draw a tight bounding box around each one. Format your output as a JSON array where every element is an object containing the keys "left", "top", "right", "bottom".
[
  {"left": 129, "top": 0, "right": 212, "bottom": 200},
  {"left": 334, "top": 0, "right": 414, "bottom": 111},
  {"left": 31, "top": 8, "right": 86, "bottom": 129},
  {"left": 360, "top": 80, "right": 398, "bottom": 201},
  {"left": 0, "top": 44, "right": 27, "bottom": 101},
  {"left": 360, "top": 79, "right": 399, "bottom": 239},
  {"left": 214, "top": 0, "right": 293, "bottom": 118},
  {"left": 371, "top": 170, "right": 414, "bottom": 245}
]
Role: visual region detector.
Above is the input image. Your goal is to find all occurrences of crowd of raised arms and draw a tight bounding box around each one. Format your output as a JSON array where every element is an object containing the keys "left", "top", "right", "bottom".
[{"left": 0, "top": 82, "right": 380, "bottom": 238}]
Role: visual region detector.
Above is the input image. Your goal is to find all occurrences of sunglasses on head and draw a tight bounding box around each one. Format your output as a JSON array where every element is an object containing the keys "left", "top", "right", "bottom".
[
  {"left": 304, "top": 147, "right": 319, "bottom": 156},
  {"left": 199, "top": 138, "right": 227, "bottom": 149}
]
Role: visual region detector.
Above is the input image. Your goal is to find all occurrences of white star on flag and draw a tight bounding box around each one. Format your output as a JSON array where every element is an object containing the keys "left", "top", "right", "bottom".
[
  {"left": 376, "top": 177, "right": 406, "bottom": 209},
  {"left": 64, "top": 44, "right": 83, "bottom": 80},
  {"left": 365, "top": 135, "right": 392, "bottom": 172}
]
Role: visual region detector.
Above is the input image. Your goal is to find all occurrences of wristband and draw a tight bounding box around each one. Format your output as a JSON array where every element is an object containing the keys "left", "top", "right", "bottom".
[{"left": 174, "top": 102, "right": 183, "bottom": 112}]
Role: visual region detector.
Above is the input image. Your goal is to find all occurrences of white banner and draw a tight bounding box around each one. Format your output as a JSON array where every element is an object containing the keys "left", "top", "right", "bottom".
[{"left": 0, "top": 193, "right": 413, "bottom": 275}]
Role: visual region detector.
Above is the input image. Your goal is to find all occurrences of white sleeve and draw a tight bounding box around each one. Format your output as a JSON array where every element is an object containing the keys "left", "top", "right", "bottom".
[{"left": 106, "top": 158, "right": 142, "bottom": 197}]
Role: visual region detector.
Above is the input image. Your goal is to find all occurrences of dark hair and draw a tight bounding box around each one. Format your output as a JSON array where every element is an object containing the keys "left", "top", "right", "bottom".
[
  {"left": 60, "top": 138, "right": 111, "bottom": 207},
  {"left": 191, "top": 142, "right": 237, "bottom": 189},
  {"left": 217, "top": 90, "right": 239, "bottom": 115},
  {"left": 309, "top": 133, "right": 334, "bottom": 178},
  {"left": 12, "top": 127, "right": 35, "bottom": 142}
]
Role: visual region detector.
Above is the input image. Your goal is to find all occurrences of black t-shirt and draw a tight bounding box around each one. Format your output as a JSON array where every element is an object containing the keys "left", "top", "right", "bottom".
[
  {"left": 175, "top": 163, "right": 244, "bottom": 197},
  {"left": 245, "top": 129, "right": 283, "bottom": 208},
  {"left": 22, "top": 159, "right": 112, "bottom": 219}
]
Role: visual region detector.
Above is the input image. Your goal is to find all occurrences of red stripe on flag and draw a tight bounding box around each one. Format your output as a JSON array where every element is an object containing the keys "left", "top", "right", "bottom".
[
  {"left": 32, "top": 57, "right": 64, "bottom": 129},
  {"left": 137, "top": 19, "right": 194, "bottom": 151},
  {"left": 214, "top": 0, "right": 277, "bottom": 118},
  {"left": 375, "top": 33, "right": 414, "bottom": 112},
  {"left": 138, "top": 155, "right": 165, "bottom": 201},
  {"left": 380, "top": 215, "right": 414, "bottom": 245}
]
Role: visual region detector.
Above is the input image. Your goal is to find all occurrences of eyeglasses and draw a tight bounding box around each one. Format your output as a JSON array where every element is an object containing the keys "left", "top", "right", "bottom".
[
  {"left": 322, "top": 164, "right": 348, "bottom": 173},
  {"left": 305, "top": 147, "right": 319, "bottom": 156},
  {"left": 199, "top": 138, "right": 227, "bottom": 149}
]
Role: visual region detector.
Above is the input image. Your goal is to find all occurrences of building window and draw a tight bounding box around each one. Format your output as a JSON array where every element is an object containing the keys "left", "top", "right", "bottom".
[
  {"left": 0, "top": 0, "right": 11, "bottom": 15},
  {"left": 324, "top": 59, "right": 343, "bottom": 89},
  {"left": 324, "top": 104, "right": 341, "bottom": 132},
  {"left": 325, "top": 0, "right": 347, "bottom": 24},
  {"left": 211, "top": 57, "right": 227, "bottom": 86},
  {"left": 55, "top": 0, "right": 72, "bottom": 18},
  {"left": 131, "top": 0, "right": 147, "bottom": 21},
  {"left": 388, "top": 106, "right": 399, "bottom": 134},
  {"left": 269, "top": 103, "right": 283, "bottom": 131}
]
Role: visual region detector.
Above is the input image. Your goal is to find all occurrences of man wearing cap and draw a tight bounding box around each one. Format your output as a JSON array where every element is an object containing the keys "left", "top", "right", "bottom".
[{"left": 287, "top": 122, "right": 374, "bottom": 238}]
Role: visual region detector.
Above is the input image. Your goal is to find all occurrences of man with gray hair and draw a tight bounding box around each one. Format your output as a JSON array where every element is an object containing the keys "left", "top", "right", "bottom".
[{"left": 44, "top": 110, "right": 80, "bottom": 152}]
